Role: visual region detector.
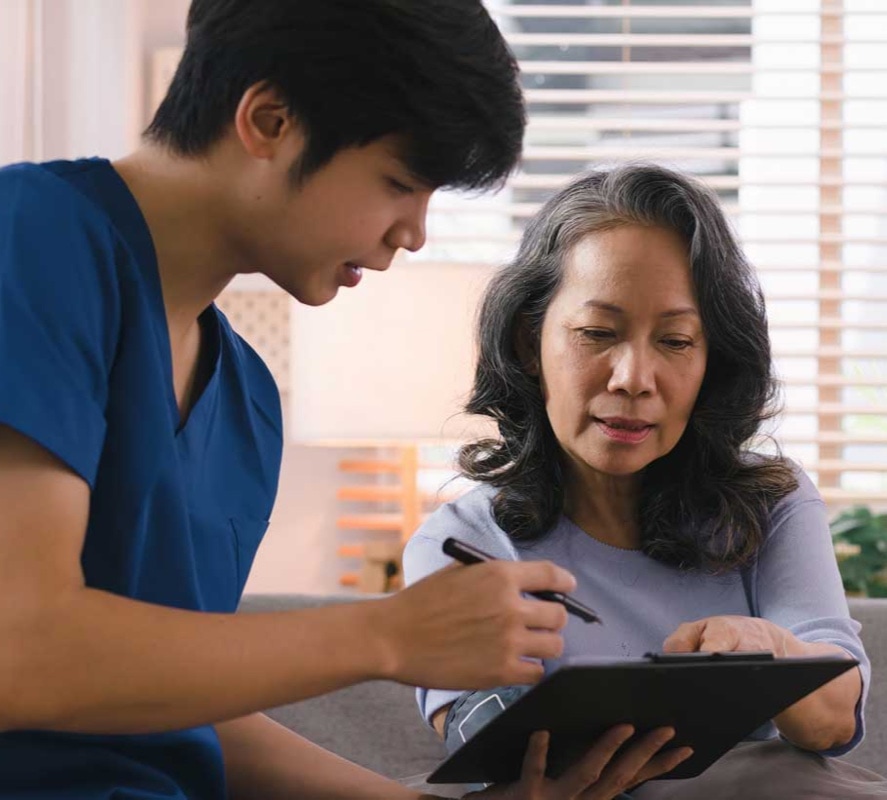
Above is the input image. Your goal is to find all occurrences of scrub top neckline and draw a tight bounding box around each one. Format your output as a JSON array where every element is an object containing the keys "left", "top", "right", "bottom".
[{"left": 94, "top": 158, "right": 222, "bottom": 435}]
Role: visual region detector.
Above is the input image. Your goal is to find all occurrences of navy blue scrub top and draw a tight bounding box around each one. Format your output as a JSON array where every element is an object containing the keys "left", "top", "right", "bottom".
[{"left": 0, "top": 159, "right": 283, "bottom": 798}]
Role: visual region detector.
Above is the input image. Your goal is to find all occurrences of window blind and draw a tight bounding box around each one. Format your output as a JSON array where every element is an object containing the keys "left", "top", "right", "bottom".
[
  {"left": 412, "top": 0, "right": 887, "bottom": 510},
  {"left": 150, "top": 2, "right": 886, "bottom": 509}
]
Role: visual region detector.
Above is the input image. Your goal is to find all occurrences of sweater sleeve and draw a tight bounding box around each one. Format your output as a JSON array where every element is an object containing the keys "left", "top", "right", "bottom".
[
  {"left": 749, "top": 468, "right": 871, "bottom": 756},
  {"left": 402, "top": 487, "right": 520, "bottom": 726}
]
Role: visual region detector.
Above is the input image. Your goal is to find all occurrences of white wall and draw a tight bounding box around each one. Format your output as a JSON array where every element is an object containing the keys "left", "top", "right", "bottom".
[
  {"left": 36, "top": 0, "right": 142, "bottom": 161},
  {"left": 245, "top": 443, "right": 354, "bottom": 596}
]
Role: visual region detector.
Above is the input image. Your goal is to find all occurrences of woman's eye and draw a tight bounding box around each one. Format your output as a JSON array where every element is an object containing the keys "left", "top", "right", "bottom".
[
  {"left": 580, "top": 328, "right": 614, "bottom": 342},
  {"left": 663, "top": 338, "right": 693, "bottom": 350}
]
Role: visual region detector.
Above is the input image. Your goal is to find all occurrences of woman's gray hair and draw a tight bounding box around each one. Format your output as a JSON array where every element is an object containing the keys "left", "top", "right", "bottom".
[{"left": 460, "top": 164, "right": 797, "bottom": 572}]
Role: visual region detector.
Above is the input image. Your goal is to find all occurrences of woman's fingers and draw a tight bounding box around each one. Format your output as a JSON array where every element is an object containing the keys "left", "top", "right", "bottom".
[
  {"left": 628, "top": 744, "right": 695, "bottom": 788},
  {"left": 554, "top": 724, "right": 636, "bottom": 797},
  {"left": 473, "top": 726, "right": 692, "bottom": 800},
  {"left": 519, "top": 730, "right": 550, "bottom": 788},
  {"left": 577, "top": 727, "right": 677, "bottom": 798}
]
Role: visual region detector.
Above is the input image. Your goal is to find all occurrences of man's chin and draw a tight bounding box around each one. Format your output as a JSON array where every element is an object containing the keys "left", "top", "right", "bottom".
[{"left": 290, "top": 284, "right": 339, "bottom": 307}]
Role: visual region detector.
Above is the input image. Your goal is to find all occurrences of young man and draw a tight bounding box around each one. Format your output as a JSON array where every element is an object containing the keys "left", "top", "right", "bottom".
[{"left": 0, "top": 1, "right": 679, "bottom": 797}]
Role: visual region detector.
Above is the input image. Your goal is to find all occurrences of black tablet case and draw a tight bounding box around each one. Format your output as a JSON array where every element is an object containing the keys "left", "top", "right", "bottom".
[{"left": 428, "top": 654, "right": 858, "bottom": 785}]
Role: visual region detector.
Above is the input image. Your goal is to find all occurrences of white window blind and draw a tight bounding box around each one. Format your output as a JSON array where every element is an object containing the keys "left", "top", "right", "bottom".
[{"left": 413, "top": 0, "right": 887, "bottom": 510}]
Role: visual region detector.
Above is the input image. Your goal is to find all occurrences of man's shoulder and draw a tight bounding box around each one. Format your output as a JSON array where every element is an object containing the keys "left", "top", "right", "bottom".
[
  {"left": 0, "top": 159, "right": 125, "bottom": 305},
  {"left": 0, "top": 159, "right": 118, "bottom": 250},
  {"left": 1, "top": 159, "right": 102, "bottom": 207}
]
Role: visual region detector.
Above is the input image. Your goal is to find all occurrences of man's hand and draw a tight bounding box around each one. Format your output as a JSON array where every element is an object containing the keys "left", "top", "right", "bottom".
[
  {"left": 663, "top": 615, "right": 791, "bottom": 656},
  {"left": 469, "top": 726, "right": 693, "bottom": 800},
  {"left": 373, "top": 560, "right": 576, "bottom": 689}
]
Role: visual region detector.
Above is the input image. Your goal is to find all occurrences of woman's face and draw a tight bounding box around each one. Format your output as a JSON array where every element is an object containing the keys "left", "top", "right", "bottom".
[{"left": 533, "top": 224, "right": 708, "bottom": 483}]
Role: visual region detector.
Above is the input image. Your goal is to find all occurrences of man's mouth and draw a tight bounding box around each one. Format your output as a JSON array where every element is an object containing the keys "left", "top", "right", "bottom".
[{"left": 342, "top": 262, "right": 364, "bottom": 287}]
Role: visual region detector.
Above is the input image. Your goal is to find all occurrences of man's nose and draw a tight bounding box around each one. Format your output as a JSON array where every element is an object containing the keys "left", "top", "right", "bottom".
[{"left": 387, "top": 195, "right": 429, "bottom": 253}]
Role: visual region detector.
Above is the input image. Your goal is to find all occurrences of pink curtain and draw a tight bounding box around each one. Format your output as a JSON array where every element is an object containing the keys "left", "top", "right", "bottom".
[{"left": 0, "top": 0, "right": 36, "bottom": 166}]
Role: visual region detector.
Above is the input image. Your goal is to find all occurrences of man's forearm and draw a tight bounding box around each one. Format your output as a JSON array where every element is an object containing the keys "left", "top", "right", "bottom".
[
  {"left": 218, "top": 713, "right": 447, "bottom": 800},
  {"left": 0, "top": 587, "right": 393, "bottom": 735}
]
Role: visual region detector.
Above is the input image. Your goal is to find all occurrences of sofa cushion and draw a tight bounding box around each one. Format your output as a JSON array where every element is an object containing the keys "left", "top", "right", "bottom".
[
  {"left": 238, "top": 593, "right": 446, "bottom": 779},
  {"left": 844, "top": 598, "right": 887, "bottom": 775}
]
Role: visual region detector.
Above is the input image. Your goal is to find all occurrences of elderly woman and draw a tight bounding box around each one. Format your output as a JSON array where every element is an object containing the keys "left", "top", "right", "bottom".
[{"left": 404, "top": 165, "right": 885, "bottom": 799}]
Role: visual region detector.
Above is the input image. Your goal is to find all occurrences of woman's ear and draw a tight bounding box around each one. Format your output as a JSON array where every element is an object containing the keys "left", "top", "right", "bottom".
[{"left": 514, "top": 316, "right": 540, "bottom": 377}]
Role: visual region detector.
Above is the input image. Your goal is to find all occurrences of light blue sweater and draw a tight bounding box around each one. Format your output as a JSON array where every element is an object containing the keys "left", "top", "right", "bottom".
[{"left": 403, "top": 467, "right": 870, "bottom": 757}]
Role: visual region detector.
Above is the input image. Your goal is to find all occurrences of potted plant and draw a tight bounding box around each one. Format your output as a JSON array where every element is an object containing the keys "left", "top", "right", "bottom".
[{"left": 831, "top": 506, "right": 887, "bottom": 598}]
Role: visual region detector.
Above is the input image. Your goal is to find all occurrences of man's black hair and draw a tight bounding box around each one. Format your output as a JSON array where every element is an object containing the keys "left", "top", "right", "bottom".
[{"left": 145, "top": 0, "right": 525, "bottom": 191}]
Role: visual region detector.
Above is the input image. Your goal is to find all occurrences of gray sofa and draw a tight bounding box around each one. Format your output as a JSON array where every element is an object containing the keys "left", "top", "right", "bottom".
[{"left": 239, "top": 594, "right": 887, "bottom": 784}]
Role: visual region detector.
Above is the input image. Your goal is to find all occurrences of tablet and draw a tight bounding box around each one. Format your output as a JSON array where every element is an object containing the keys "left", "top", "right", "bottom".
[{"left": 427, "top": 651, "right": 858, "bottom": 785}]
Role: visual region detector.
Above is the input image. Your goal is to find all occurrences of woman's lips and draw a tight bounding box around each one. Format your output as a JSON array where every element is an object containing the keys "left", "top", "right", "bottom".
[{"left": 594, "top": 418, "right": 654, "bottom": 444}]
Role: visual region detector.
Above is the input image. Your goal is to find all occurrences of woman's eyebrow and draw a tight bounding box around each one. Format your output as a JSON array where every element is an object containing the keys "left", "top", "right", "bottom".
[{"left": 582, "top": 299, "right": 699, "bottom": 319}]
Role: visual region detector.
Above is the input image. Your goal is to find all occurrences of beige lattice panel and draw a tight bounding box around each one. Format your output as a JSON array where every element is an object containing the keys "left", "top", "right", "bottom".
[{"left": 215, "top": 290, "right": 290, "bottom": 394}]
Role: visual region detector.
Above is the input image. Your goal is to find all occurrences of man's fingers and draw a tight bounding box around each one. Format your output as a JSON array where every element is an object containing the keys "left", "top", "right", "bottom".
[
  {"left": 521, "top": 597, "right": 569, "bottom": 632},
  {"left": 517, "top": 629, "right": 566, "bottom": 662},
  {"left": 506, "top": 560, "right": 577, "bottom": 595},
  {"left": 502, "top": 658, "right": 546, "bottom": 686}
]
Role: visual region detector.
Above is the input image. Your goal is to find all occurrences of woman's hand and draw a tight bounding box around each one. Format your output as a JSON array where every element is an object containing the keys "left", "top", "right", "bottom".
[
  {"left": 663, "top": 615, "right": 861, "bottom": 751},
  {"left": 466, "top": 725, "right": 692, "bottom": 800},
  {"left": 663, "top": 614, "right": 792, "bottom": 656}
]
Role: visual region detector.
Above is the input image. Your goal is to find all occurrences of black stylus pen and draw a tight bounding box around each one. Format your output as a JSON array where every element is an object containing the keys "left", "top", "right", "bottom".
[{"left": 442, "top": 537, "right": 602, "bottom": 625}]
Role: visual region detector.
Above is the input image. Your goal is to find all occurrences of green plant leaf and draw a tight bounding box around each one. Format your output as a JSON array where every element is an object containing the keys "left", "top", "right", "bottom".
[{"left": 831, "top": 505, "right": 887, "bottom": 598}]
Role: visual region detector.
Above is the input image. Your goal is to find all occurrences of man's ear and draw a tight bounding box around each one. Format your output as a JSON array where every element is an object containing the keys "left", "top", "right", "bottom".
[
  {"left": 233, "top": 82, "right": 304, "bottom": 161},
  {"left": 514, "top": 315, "right": 540, "bottom": 377}
]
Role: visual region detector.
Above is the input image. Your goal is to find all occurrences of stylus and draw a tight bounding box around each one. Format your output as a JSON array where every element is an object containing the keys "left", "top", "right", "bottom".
[{"left": 442, "top": 537, "right": 602, "bottom": 624}]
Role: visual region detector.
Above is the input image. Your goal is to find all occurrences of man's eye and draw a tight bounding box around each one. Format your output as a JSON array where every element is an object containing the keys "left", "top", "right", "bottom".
[{"left": 387, "top": 177, "right": 414, "bottom": 195}]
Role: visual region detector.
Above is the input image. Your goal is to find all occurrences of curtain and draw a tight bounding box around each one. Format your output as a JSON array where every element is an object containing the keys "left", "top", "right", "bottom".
[{"left": 0, "top": 0, "right": 37, "bottom": 166}]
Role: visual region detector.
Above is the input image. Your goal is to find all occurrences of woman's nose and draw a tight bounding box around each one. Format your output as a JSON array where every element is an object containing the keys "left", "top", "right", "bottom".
[{"left": 607, "top": 344, "right": 656, "bottom": 397}]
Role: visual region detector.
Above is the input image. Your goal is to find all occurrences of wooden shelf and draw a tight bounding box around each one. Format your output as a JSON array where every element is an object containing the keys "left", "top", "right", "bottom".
[
  {"left": 336, "top": 485, "right": 404, "bottom": 502},
  {"left": 338, "top": 542, "right": 404, "bottom": 560},
  {"left": 336, "top": 514, "right": 412, "bottom": 532},
  {"left": 334, "top": 443, "right": 449, "bottom": 592},
  {"left": 338, "top": 459, "right": 402, "bottom": 475},
  {"left": 337, "top": 485, "right": 463, "bottom": 504}
]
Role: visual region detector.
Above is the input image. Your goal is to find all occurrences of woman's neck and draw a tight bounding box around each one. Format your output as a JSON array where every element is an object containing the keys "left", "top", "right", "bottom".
[{"left": 563, "top": 467, "right": 642, "bottom": 550}]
